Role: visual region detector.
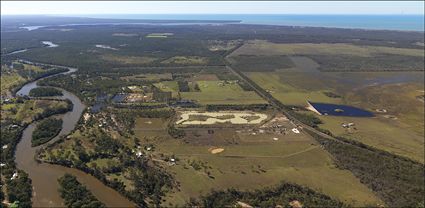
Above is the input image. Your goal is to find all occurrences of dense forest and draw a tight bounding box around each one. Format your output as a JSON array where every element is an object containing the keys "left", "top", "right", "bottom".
[
  {"left": 58, "top": 174, "right": 106, "bottom": 208},
  {"left": 32, "top": 117, "right": 63, "bottom": 146},
  {"left": 188, "top": 182, "right": 347, "bottom": 207},
  {"left": 29, "top": 87, "right": 63, "bottom": 97},
  {"left": 305, "top": 129, "right": 425, "bottom": 207}
]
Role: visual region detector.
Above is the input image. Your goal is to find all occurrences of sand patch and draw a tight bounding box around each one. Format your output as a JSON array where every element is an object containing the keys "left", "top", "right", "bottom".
[{"left": 209, "top": 148, "right": 224, "bottom": 154}]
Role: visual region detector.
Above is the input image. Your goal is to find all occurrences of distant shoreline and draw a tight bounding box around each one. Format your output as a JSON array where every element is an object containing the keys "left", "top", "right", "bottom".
[{"left": 1, "top": 14, "right": 424, "bottom": 32}]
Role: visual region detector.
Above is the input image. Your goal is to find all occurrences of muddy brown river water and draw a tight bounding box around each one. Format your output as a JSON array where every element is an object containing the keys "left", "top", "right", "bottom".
[{"left": 14, "top": 62, "right": 135, "bottom": 207}]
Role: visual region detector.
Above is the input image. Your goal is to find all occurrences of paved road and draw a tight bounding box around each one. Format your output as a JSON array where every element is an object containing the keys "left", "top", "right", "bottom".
[{"left": 223, "top": 60, "right": 340, "bottom": 144}]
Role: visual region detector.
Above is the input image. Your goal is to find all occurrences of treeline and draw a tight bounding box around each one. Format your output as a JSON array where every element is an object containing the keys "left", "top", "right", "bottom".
[
  {"left": 32, "top": 99, "right": 73, "bottom": 121},
  {"left": 229, "top": 65, "right": 324, "bottom": 128},
  {"left": 305, "top": 129, "right": 425, "bottom": 207},
  {"left": 45, "top": 129, "right": 174, "bottom": 207},
  {"left": 5, "top": 170, "right": 32, "bottom": 208},
  {"left": 177, "top": 80, "right": 190, "bottom": 92},
  {"left": 310, "top": 54, "right": 424, "bottom": 72},
  {"left": 0, "top": 126, "right": 32, "bottom": 208},
  {"left": 48, "top": 144, "right": 174, "bottom": 207},
  {"left": 12, "top": 62, "right": 68, "bottom": 80},
  {"left": 29, "top": 87, "right": 63, "bottom": 97},
  {"left": 0, "top": 99, "right": 73, "bottom": 207},
  {"left": 32, "top": 117, "right": 63, "bottom": 146},
  {"left": 58, "top": 174, "right": 106, "bottom": 208},
  {"left": 284, "top": 107, "right": 323, "bottom": 127},
  {"left": 206, "top": 103, "right": 269, "bottom": 111},
  {"left": 187, "top": 182, "right": 346, "bottom": 208},
  {"left": 229, "top": 65, "right": 425, "bottom": 207}
]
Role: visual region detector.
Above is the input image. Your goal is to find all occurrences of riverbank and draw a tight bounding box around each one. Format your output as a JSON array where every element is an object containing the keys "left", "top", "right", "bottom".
[{"left": 13, "top": 61, "right": 135, "bottom": 207}]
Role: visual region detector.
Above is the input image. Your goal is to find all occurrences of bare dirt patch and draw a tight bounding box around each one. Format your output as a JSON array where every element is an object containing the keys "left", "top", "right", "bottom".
[{"left": 209, "top": 148, "right": 225, "bottom": 154}]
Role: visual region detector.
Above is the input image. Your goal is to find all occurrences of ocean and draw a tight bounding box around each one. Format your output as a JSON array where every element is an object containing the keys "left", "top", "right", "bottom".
[{"left": 74, "top": 14, "right": 424, "bottom": 31}]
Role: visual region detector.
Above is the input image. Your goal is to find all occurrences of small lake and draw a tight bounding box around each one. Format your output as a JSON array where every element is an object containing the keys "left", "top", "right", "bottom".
[{"left": 308, "top": 102, "right": 374, "bottom": 117}]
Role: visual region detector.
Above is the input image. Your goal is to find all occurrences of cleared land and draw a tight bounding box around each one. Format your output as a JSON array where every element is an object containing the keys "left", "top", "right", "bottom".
[
  {"left": 161, "top": 56, "right": 208, "bottom": 65},
  {"left": 228, "top": 55, "right": 295, "bottom": 72},
  {"left": 248, "top": 72, "right": 341, "bottom": 106},
  {"left": 1, "top": 72, "right": 25, "bottom": 96},
  {"left": 1, "top": 100, "right": 70, "bottom": 124},
  {"left": 154, "top": 81, "right": 180, "bottom": 97},
  {"left": 100, "top": 54, "right": 157, "bottom": 65},
  {"left": 180, "top": 81, "right": 267, "bottom": 105},
  {"left": 231, "top": 40, "right": 425, "bottom": 57},
  {"left": 247, "top": 70, "right": 424, "bottom": 162},
  {"left": 236, "top": 41, "right": 424, "bottom": 162},
  {"left": 230, "top": 41, "right": 424, "bottom": 72},
  {"left": 151, "top": 116, "right": 383, "bottom": 207}
]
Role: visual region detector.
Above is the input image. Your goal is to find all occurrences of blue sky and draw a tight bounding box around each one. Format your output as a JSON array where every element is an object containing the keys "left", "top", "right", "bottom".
[{"left": 2, "top": 1, "right": 424, "bottom": 15}]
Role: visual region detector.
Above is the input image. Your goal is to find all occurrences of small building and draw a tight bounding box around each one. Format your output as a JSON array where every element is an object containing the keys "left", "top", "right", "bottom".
[
  {"left": 11, "top": 172, "right": 18, "bottom": 180},
  {"left": 291, "top": 128, "right": 300, "bottom": 134}
]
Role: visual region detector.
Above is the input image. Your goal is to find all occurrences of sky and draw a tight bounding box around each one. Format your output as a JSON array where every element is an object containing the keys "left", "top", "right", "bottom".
[{"left": 1, "top": 1, "right": 424, "bottom": 15}]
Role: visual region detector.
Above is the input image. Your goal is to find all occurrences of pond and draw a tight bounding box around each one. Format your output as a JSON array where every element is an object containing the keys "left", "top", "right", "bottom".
[{"left": 308, "top": 101, "right": 374, "bottom": 117}]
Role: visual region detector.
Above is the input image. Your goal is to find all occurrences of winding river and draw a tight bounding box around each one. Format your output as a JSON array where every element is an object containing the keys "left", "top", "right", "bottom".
[{"left": 14, "top": 62, "right": 135, "bottom": 207}]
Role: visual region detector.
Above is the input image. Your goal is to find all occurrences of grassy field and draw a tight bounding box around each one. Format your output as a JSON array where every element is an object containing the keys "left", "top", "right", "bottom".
[
  {"left": 317, "top": 82, "right": 424, "bottom": 162},
  {"left": 138, "top": 117, "right": 383, "bottom": 207},
  {"left": 191, "top": 73, "right": 219, "bottom": 81},
  {"left": 1, "top": 100, "right": 69, "bottom": 123},
  {"left": 21, "top": 63, "right": 44, "bottom": 72},
  {"left": 318, "top": 115, "right": 424, "bottom": 163},
  {"left": 228, "top": 55, "right": 295, "bottom": 72},
  {"left": 0, "top": 72, "right": 26, "bottom": 96},
  {"left": 246, "top": 66, "right": 424, "bottom": 163},
  {"left": 154, "top": 81, "right": 180, "bottom": 97},
  {"left": 101, "top": 54, "right": 157, "bottom": 65},
  {"left": 231, "top": 40, "right": 425, "bottom": 57},
  {"left": 161, "top": 56, "right": 208, "bottom": 65},
  {"left": 247, "top": 72, "right": 342, "bottom": 106},
  {"left": 180, "top": 80, "right": 267, "bottom": 105}
]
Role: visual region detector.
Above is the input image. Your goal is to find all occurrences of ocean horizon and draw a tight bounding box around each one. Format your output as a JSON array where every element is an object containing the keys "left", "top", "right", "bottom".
[{"left": 65, "top": 14, "right": 425, "bottom": 31}]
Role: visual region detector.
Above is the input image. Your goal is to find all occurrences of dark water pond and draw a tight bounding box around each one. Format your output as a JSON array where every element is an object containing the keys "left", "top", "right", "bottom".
[
  {"left": 309, "top": 102, "right": 374, "bottom": 117},
  {"left": 112, "top": 93, "right": 126, "bottom": 103}
]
